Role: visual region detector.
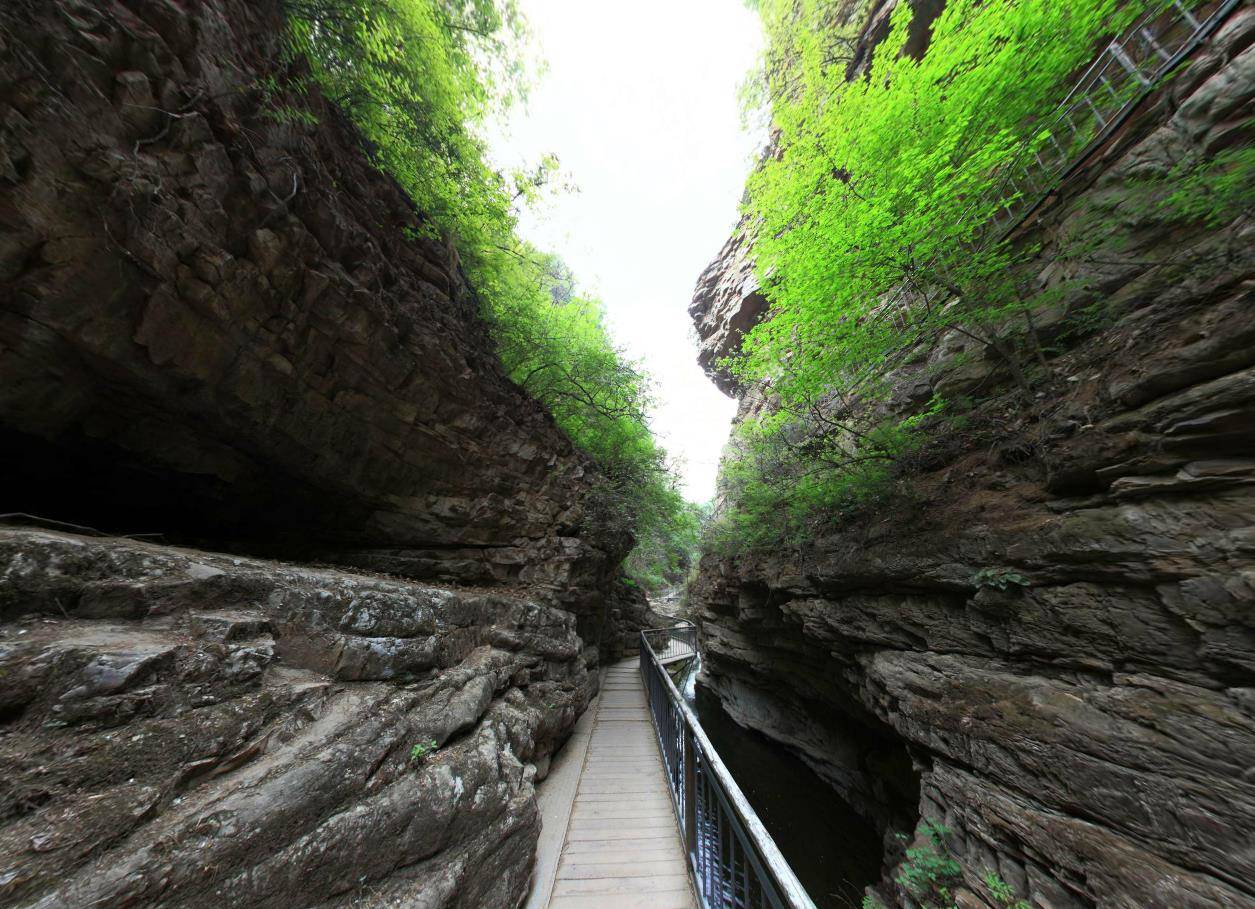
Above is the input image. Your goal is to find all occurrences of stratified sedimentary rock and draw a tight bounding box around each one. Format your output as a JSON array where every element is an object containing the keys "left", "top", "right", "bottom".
[
  {"left": 0, "top": 2, "right": 650, "bottom": 906},
  {"left": 0, "top": 527, "right": 597, "bottom": 908},
  {"left": 0, "top": 0, "right": 620, "bottom": 609},
  {"left": 690, "top": 5, "right": 1255, "bottom": 908}
]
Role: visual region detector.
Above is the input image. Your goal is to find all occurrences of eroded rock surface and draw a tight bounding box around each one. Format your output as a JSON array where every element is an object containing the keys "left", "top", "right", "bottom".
[
  {"left": 689, "top": 226, "right": 768, "bottom": 396},
  {"left": 0, "top": 527, "right": 596, "bottom": 908},
  {"left": 0, "top": 0, "right": 618, "bottom": 603},
  {"left": 691, "top": 7, "right": 1255, "bottom": 908},
  {"left": 0, "top": 1, "right": 653, "bottom": 905}
]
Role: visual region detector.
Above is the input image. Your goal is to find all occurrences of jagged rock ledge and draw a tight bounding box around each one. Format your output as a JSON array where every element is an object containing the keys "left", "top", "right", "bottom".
[
  {"left": 0, "top": 527, "right": 596, "bottom": 908},
  {"left": 689, "top": 6, "right": 1255, "bottom": 908}
]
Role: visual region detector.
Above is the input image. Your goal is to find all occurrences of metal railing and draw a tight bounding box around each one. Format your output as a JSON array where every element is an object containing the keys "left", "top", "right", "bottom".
[
  {"left": 642, "top": 622, "right": 699, "bottom": 663},
  {"left": 639, "top": 623, "right": 818, "bottom": 909},
  {"left": 878, "top": 0, "right": 1240, "bottom": 346},
  {"left": 988, "top": 0, "right": 1240, "bottom": 235}
]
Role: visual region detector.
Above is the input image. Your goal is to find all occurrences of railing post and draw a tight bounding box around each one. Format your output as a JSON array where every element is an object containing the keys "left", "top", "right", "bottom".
[{"left": 683, "top": 727, "right": 697, "bottom": 860}]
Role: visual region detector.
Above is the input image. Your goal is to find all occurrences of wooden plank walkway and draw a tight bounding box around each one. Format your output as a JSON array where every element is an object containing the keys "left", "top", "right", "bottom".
[{"left": 545, "top": 659, "right": 697, "bottom": 909}]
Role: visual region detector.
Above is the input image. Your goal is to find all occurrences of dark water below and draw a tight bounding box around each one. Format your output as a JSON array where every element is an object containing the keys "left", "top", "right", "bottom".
[{"left": 677, "top": 664, "right": 883, "bottom": 909}]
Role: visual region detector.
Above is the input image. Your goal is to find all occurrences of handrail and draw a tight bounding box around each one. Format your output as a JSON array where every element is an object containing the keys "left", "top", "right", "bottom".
[
  {"left": 641, "top": 620, "right": 700, "bottom": 663},
  {"left": 880, "top": 0, "right": 1239, "bottom": 357},
  {"left": 639, "top": 623, "right": 819, "bottom": 909},
  {"left": 989, "top": 0, "right": 1240, "bottom": 237}
]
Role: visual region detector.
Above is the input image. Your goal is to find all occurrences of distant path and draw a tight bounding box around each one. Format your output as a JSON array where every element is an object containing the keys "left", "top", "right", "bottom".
[
  {"left": 647, "top": 586, "right": 685, "bottom": 620},
  {"left": 531, "top": 659, "right": 697, "bottom": 909}
]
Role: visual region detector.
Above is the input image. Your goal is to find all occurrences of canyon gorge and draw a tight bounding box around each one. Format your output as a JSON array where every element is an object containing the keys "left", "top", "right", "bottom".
[
  {"left": 1, "top": 0, "right": 1252, "bottom": 908},
  {"left": 689, "top": 1, "right": 1255, "bottom": 907},
  {"left": 0, "top": 1, "right": 650, "bottom": 905}
]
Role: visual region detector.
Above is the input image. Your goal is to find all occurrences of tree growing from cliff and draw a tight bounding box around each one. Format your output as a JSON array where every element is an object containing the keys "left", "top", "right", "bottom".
[
  {"left": 624, "top": 499, "right": 707, "bottom": 593},
  {"left": 712, "top": 0, "right": 1185, "bottom": 548},
  {"left": 738, "top": 0, "right": 1144, "bottom": 405}
]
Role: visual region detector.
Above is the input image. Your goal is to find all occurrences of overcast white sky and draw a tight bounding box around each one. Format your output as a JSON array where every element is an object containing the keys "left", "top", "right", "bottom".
[{"left": 488, "top": 0, "right": 762, "bottom": 502}]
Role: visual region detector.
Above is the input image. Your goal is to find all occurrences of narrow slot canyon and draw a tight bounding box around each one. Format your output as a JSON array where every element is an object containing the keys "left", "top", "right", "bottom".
[{"left": 1, "top": 0, "right": 1252, "bottom": 908}]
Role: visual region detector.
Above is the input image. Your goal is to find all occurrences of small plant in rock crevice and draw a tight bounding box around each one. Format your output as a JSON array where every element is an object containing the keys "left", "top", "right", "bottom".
[
  {"left": 983, "top": 870, "right": 1031, "bottom": 909},
  {"left": 866, "top": 819, "right": 1035, "bottom": 909},
  {"left": 971, "top": 567, "right": 1030, "bottom": 591},
  {"left": 895, "top": 819, "right": 963, "bottom": 909},
  {"left": 409, "top": 740, "right": 438, "bottom": 764}
]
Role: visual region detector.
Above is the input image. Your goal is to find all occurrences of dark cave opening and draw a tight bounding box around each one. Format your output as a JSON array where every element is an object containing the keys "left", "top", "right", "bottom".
[{"left": 0, "top": 426, "right": 371, "bottom": 554}]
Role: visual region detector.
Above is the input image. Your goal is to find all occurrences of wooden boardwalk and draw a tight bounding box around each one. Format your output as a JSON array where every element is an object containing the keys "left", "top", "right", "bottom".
[{"left": 541, "top": 660, "right": 697, "bottom": 909}]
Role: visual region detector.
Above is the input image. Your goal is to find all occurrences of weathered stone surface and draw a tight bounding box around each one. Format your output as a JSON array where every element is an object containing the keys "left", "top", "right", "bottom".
[
  {"left": 0, "top": 1, "right": 668, "bottom": 906},
  {"left": 689, "top": 226, "right": 768, "bottom": 396},
  {"left": 691, "top": 6, "right": 1255, "bottom": 908},
  {"left": 0, "top": 527, "right": 596, "bottom": 908},
  {"left": 0, "top": 0, "right": 621, "bottom": 606},
  {"left": 0, "top": 4, "right": 663, "bottom": 902}
]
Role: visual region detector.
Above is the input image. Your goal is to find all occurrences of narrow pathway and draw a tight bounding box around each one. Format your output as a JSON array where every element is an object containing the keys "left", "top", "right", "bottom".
[{"left": 542, "top": 659, "right": 697, "bottom": 909}]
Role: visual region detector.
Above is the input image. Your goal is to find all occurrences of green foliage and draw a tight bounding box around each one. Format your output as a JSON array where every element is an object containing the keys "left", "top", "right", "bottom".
[
  {"left": 284, "top": 0, "right": 694, "bottom": 560},
  {"left": 1155, "top": 145, "right": 1255, "bottom": 228},
  {"left": 409, "top": 739, "right": 438, "bottom": 763},
  {"left": 895, "top": 820, "right": 962, "bottom": 909},
  {"left": 709, "top": 412, "right": 902, "bottom": 551},
  {"left": 256, "top": 71, "right": 320, "bottom": 126},
  {"left": 739, "top": 0, "right": 869, "bottom": 127},
  {"left": 740, "top": 0, "right": 1139, "bottom": 407},
  {"left": 983, "top": 871, "right": 1031, "bottom": 909},
  {"left": 715, "top": 0, "right": 1165, "bottom": 551},
  {"left": 709, "top": 386, "right": 945, "bottom": 552},
  {"left": 624, "top": 499, "right": 708, "bottom": 593},
  {"left": 488, "top": 253, "right": 680, "bottom": 551},
  {"left": 874, "top": 820, "right": 1034, "bottom": 909},
  {"left": 286, "top": 0, "right": 533, "bottom": 254},
  {"left": 971, "top": 568, "right": 1030, "bottom": 591},
  {"left": 1058, "top": 141, "right": 1255, "bottom": 260},
  {"left": 1031, "top": 137, "right": 1253, "bottom": 356}
]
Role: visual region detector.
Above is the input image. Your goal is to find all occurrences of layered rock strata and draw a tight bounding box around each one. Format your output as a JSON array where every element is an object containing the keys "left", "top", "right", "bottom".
[
  {"left": 0, "top": 1, "right": 651, "bottom": 906},
  {"left": 691, "top": 6, "right": 1255, "bottom": 908},
  {"left": 689, "top": 227, "right": 767, "bottom": 396},
  {"left": 0, "top": 527, "right": 596, "bottom": 908},
  {"left": 0, "top": 0, "right": 617, "bottom": 606}
]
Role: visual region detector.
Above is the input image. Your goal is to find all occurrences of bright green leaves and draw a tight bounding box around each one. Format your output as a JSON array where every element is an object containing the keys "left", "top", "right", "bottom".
[
  {"left": 286, "top": 0, "right": 689, "bottom": 562},
  {"left": 711, "top": 0, "right": 1155, "bottom": 550},
  {"left": 286, "top": 0, "right": 524, "bottom": 256},
  {"left": 741, "top": 0, "right": 1133, "bottom": 407},
  {"left": 624, "top": 499, "right": 706, "bottom": 593}
]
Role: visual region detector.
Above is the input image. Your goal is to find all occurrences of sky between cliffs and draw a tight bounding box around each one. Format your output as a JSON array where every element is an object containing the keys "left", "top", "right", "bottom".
[{"left": 489, "top": 0, "right": 762, "bottom": 501}]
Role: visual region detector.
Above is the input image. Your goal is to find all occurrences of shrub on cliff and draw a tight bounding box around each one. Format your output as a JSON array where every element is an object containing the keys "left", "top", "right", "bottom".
[
  {"left": 624, "top": 498, "right": 707, "bottom": 593},
  {"left": 736, "top": 0, "right": 1142, "bottom": 406},
  {"left": 283, "top": 0, "right": 690, "bottom": 560}
]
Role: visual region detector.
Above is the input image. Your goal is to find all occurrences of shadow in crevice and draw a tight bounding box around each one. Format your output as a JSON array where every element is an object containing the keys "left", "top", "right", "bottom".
[{"left": 678, "top": 663, "right": 887, "bottom": 909}]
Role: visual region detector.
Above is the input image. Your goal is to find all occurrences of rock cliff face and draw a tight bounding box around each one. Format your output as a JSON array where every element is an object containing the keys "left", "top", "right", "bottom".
[
  {"left": 0, "top": 0, "right": 617, "bottom": 608},
  {"left": 0, "top": 1, "right": 642, "bottom": 906},
  {"left": 689, "top": 226, "right": 767, "bottom": 396},
  {"left": 0, "top": 527, "right": 595, "bottom": 908},
  {"left": 691, "top": 6, "right": 1255, "bottom": 909}
]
